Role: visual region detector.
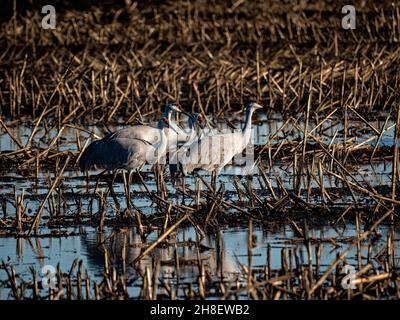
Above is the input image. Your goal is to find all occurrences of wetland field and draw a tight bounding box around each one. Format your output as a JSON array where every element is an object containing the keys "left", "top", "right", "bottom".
[{"left": 1, "top": 0, "right": 400, "bottom": 301}]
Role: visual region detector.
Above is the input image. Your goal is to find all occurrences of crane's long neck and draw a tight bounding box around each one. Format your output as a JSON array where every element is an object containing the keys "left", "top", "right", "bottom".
[
  {"left": 188, "top": 117, "right": 201, "bottom": 141},
  {"left": 164, "top": 111, "right": 190, "bottom": 143},
  {"left": 169, "top": 119, "right": 185, "bottom": 137},
  {"left": 242, "top": 107, "right": 255, "bottom": 144},
  {"left": 156, "top": 119, "right": 168, "bottom": 160}
]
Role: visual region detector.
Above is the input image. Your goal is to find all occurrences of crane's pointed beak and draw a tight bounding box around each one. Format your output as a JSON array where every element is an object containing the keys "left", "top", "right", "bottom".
[
  {"left": 253, "top": 103, "right": 263, "bottom": 110},
  {"left": 173, "top": 103, "right": 183, "bottom": 113}
]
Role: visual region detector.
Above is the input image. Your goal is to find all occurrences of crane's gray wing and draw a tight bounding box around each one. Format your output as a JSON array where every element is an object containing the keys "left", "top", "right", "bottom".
[
  {"left": 80, "top": 137, "right": 131, "bottom": 171},
  {"left": 111, "top": 126, "right": 161, "bottom": 145},
  {"left": 80, "top": 135, "right": 150, "bottom": 171}
]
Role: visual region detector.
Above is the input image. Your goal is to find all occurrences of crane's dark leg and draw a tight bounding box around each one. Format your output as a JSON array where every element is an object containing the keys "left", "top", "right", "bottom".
[
  {"left": 181, "top": 175, "right": 186, "bottom": 205},
  {"left": 106, "top": 170, "right": 121, "bottom": 213},
  {"left": 136, "top": 168, "right": 152, "bottom": 196},
  {"left": 88, "top": 169, "right": 104, "bottom": 214},
  {"left": 211, "top": 170, "right": 217, "bottom": 194},
  {"left": 194, "top": 174, "right": 201, "bottom": 208},
  {"left": 89, "top": 169, "right": 107, "bottom": 213},
  {"left": 122, "top": 170, "right": 133, "bottom": 210},
  {"left": 128, "top": 170, "right": 133, "bottom": 208},
  {"left": 247, "top": 174, "right": 254, "bottom": 207}
]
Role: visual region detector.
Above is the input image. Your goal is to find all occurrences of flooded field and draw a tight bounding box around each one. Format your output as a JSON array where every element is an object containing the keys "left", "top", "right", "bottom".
[
  {"left": 1, "top": 114, "right": 400, "bottom": 300},
  {"left": 1, "top": 223, "right": 398, "bottom": 299},
  {"left": 2, "top": 0, "right": 400, "bottom": 301}
]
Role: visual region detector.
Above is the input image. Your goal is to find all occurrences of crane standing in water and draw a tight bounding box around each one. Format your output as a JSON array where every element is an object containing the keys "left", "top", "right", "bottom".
[
  {"left": 170, "top": 102, "right": 263, "bottom": 184},
  {"left": 80, "top": 104, "right": 205, "bottom": 171},
  {"left": 80, "top": 104, "right": 182, "bottom": 171},
  {"left": 79, "top": 103, "right": 205, "bottom": 209},
  {"left": 80, "top": 103, "right": 183, "bottom": 209}
]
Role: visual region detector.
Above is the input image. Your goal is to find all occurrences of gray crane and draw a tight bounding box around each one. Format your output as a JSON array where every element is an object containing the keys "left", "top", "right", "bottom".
[
  {"left": 101, "top": 103, "right": 182, "bottom": 147},
  {"left": 85, "top": 104, "right": 204, "bottom": 154},
  {"left": 80, "top": 104, "right": 182, "bottom": 171},
  {"left": 169, "top": 112, "right": 206, "bottom": 182},
  {"left": 80, "top": 105, "right": 181, "bottom": 210},
  {"left": 80, "top": 104, "right": 205, "bottom": 172},
  {"left": 79, "top": 103, "right": 205, "bottom": 209},
  {"left": 170, "top": 102, "right": 263, "bottom": 180}
]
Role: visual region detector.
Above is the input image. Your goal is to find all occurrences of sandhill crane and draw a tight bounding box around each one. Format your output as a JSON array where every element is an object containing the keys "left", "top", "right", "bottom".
[
  {"left": 79, "top": 103, "right": 206, "bottom": 208},
  {"left": 169, "top": 112, "right": 206, "bottom": 182},
  {"left": 79, "top": 106, "right": 180, "bottom": 172},
  {"left": 80, "top": 108, "right": 180, "bottom": 210},
  {"left": 170, "top": 102, "right": 263, "bottom": 180},
  {"left": 79, "top": 105, "right": 207, "bottom": 174}
]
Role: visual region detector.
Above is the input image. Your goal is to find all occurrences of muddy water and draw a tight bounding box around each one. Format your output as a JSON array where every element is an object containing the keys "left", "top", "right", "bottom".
[{"left": 0, "top": 113, "right": 399, "bottom": 299}]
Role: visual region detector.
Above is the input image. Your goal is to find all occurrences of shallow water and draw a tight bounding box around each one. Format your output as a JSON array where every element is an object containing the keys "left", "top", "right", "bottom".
[
  {"left": 0, "top": 113, "right": 399, "bottom": 299},
  {"left": 0, "top": 222, "right": 397, "bottom": 299},
  {"left": 0, "top": 114, "right": 396, "bottom": 211},
  {"left": 0, "top": 113, "right": 398, "bottom": 151}
]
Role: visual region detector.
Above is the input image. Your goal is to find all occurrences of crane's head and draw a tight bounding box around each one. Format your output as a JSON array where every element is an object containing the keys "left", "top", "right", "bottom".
[
  {"left": 189, "top": 112, "right": 206, "bottom": 129},
  {"left": 165, "top": 103, "right": 182, "bottom": 114},
  {"left": 246, "top": 102, "right": 263, "bottom": 111}
]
